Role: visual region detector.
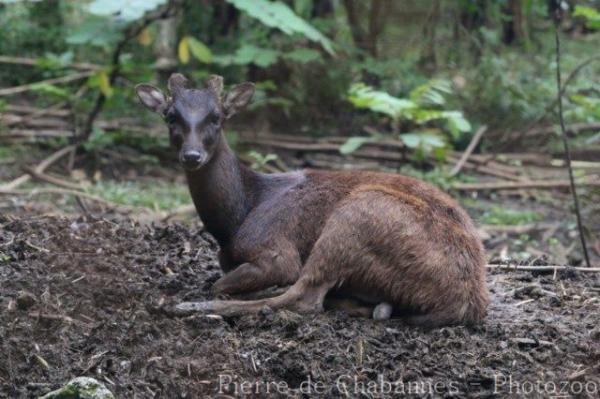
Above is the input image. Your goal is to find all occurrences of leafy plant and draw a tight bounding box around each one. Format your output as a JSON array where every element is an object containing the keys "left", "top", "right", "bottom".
[
  {"left": 225, "top": 0, "right": 335, "bottom": 54},
  {"left": 67, "top": 0, "right": 168, "bottom": 48},
  {"left": 87, "top": 0, "right": 168, "bottom": 22},
  {"left": 178, "top": 36, "right": 212, "bottom": 64},
  {"left": 343, "top": 81, "right": 471, "bottom": 157},
  {"left": 574, "top": 5, "right": 600, "bottom": 29},
  {"left": 247, "top": 150, "right": 279, "bottom": 171}
]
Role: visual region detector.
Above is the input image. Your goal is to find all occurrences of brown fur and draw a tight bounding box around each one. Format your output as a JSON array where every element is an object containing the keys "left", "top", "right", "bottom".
[{"left": 135, "top": 74, "right": 490, "bottom": 327}]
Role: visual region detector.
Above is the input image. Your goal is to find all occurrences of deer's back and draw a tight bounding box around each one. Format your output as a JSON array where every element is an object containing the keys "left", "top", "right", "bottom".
[{"left": 230, "top": 169, "right": 483, "bottom": 269}]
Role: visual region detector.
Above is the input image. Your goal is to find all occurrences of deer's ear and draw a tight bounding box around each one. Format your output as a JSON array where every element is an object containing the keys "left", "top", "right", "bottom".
[
  {"left": 135, "top": 84, "right": 168, "bottom": 114},
  {"left": 223, "top": 82, "right": 255, "bottom": 118},
  {"left": 205, "top": 75, "right": 224, "bottom": 97}
]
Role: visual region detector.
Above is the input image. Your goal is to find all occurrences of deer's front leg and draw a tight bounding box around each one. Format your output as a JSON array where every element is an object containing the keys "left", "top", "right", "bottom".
[{"left": 212, "top": 244, "right": 302, "bottom": 296}]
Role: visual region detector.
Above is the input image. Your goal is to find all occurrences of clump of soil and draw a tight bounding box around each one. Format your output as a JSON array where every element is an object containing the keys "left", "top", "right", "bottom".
[{"left": 1, "top": 216, "right": 599, "bottom": 398}]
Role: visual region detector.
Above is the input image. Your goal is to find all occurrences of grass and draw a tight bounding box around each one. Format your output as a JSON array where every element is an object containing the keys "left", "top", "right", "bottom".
[
  {"left": 480, "top": 206, "right": 541, "bottom": 226},
  {"left": 87, "top": 179, "right": 190, "bottom": 211}
]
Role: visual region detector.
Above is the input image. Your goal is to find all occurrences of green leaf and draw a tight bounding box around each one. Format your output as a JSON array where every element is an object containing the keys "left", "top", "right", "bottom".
[
  {"left": 29, "top": 83, "right": 70, "bottom": 99},
  {"left": 187, "top": 37, "right": 213, "bottom": 63},
  {"left": 214, "top": 45, "right": 279, "bottom": 67},
  {"left": 87, "top": 71, "right": 114, "bottom": 98},
  {"left": 225, "top": 0, "right": 335, "bottom": 55},
  {"left": 348, "top": 83, "right": 416, "bottom": 120},
  {"left": 400, "top": 133, "right": 446, "bottom": 152},
  {"left": 88, "top": 0, "right": 168, "bottom": 22},
  {"left": 282, "top": 48, "right": 322, "bottom": 63},
  {"left": 97, "top": 71, "right": 113, "bottom": 98},
  {"left": 409, "top": 79, "right": 452, "bottom": 106},
  {"left": 443, "top": 111, "right": 472, "bottom": 139},
  {"left": 339, "top": 137, "right": 372, "bottom": 155},
  {"left": 66, "top": 15, "right": 122, "bottom": 47},
  {"left": 574, "top": 6, "right": 600, "bottom": 29}
]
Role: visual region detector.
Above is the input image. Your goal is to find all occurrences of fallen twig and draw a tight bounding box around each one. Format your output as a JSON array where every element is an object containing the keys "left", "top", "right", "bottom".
[
  {"left": 454, "top": 178, "right": 600, "bottom": 191},
  {"left": 23, "top": 167, "right": 83, "bottom": 191},
  {"left": 509, "top": 122, "right": 600, "bottom": 141},
  {"left": 449, "top": 125, "right": 487, "bottom": 177},
  {"left": 0, "top": 71, "right": 93, "bottom": 96},
  {"left": 486, "top": 264, "right": 600, "bottom": 272},
  {"left": 0, "top": 55, "right": 100, "bottom": 71},
  {"left": 4, "top": 104, "right": 71, "bottom": 117},
  {"left": 0, "top": 145, "right": 76, "bottom": 190}
]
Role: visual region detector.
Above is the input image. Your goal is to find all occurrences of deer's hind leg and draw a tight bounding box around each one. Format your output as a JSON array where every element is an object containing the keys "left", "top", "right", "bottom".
[
  {"left": 174, "top": 196, "right": 379, "bottom": 317},
  {"left": 175, "top": 275, "right": 335, "bottom": 316}
]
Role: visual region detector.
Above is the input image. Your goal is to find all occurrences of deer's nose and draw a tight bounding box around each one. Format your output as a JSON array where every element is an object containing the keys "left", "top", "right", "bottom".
[{"left": 183, "top": 150, "right": 203, "bottom": 164}]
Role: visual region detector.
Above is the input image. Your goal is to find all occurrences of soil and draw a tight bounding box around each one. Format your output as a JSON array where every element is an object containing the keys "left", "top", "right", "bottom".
[{"left": 1, "top": 215, "right": 600, "bottom": 398}]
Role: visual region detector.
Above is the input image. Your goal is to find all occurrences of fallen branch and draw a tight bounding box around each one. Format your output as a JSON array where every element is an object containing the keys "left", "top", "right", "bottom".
[
  {"left": 0, "top": 71, "right": 93, "bottom": 96},
  {"left": 0, "top": 114, "right": 70, "bottom": 129},
  {"left": 4, "top": 104, "right": 71, "bottom": 117},
  {"left": 446, "top": 157, "right": 525, "bottom": 182},
  {"left": 486, "top": 264, "right": 600, "bottom": 272},
  {"left": 449, "top": 125, "right": 487, "bottom": 177},
  {"left": 0, "top": 55, "right": 100, "bottom": 71},
  {"left": 454, "top": 178, "right": 600, "bottom": 191},
  {"left": 0, "top": 145, "right": 76, "bottom": 191},
  {"left": 509, "top": 122, "right": 600, "bottom": 140},
  {"left": 0, "top": 129, "right": 72, "bottom": 141},
  {"left": 23, "top": 167, "right": 83, "bottom": 191}
]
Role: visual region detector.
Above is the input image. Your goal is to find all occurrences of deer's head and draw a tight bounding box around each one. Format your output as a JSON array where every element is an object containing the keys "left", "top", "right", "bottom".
[{"left": 135, "top": 73, "right": 254, "bottom": 171}]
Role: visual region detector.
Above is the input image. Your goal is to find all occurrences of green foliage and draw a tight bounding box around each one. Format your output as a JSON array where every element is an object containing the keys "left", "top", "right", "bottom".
[
  {"left": 225, "top": 0, "right": 335, "bottom": 54},
  {"left": 67, "top": 0, "right": 167, "bottom": 48},
  {"left": 82, "top": 128, "right": 169, "bottom": 155},
  {"left": 481, "top": 206, "right": 541, "bottom": 226},
  {"left": 344, "top": 81, "right": 471, "bottom": 157},
  {"left": 574, "top": 5, "right": 600, "bottom": 29},
  {"left": 339, "top": 137, "right": 373, "bottom": 155},
  {"left": 214, "top": 45, "right": 280, "bottom": 68},
  {"left": 66, "top": 16, "right": 122, "bottom": 47},
  {"left": 29, "top": 82, "right": 71, "bottom": 99},
  {"left": 88, "top": 0, "right": 167, "bottom": 22},
  {"left": 398, "top": 165, "right": 458, "bottom": 191},
  {"left": 348, "top": 82, "right": 471, "bottom": 138},
  {"left": 214, "top": 45, "right": 322, "bottom": 68},
  {"left": 247, "top": 150, "right": 279, "bottom": 171},
  {"left": 348, "top": 83, "right": 416, "bottom": 121}
]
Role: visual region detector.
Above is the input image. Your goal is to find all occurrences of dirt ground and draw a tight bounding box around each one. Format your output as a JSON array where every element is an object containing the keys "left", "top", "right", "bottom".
[{"left": 1, "top": 215, "right": 599, "bottom": 398}]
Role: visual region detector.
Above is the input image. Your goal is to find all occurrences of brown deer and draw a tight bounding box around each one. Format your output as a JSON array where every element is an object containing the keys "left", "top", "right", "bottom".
[{"left": 135, "top": 73, "right": 489, "bottom": 327}]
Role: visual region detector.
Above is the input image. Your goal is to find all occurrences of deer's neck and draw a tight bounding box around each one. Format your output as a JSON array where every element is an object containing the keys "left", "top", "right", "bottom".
[{"left": 185, "top": 140, "right": 259, "bottom": 246}]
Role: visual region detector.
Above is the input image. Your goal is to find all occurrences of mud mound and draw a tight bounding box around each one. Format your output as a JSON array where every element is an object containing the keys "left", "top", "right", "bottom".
[{"left": 1, "top": 216, "right": 599, "bottom": 398}]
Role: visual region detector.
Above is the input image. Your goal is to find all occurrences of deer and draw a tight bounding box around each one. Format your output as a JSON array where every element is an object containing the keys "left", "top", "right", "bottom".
[{"left": 135, "top": 73, "right": 489, "bottom": 327}]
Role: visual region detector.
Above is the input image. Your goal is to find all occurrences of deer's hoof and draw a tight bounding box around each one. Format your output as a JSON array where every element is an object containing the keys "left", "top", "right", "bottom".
[{"left": 373, "top": 302, "right": 393, "bottom": 320}]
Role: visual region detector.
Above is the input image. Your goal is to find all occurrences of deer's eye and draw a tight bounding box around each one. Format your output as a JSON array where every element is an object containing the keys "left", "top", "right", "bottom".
[
  {"left": 208, "top": 113, "right": 220, "bottom": 125},
  {"left": 164, "top": 113, "right": 177, "bottom": 125}
]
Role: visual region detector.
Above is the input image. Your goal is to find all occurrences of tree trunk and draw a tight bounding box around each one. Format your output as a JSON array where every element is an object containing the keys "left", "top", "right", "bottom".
[
  {"left": 503, "top": 0, "right": 529, "bottom": 45},
  {"left": 342, "top": 0, "right": 390, "bottom": 58},
  {"left": 153, "top": 16, "right": 178, "bottom": 82},
  {"left": 420, "top": 0, "right": 441, "bottom": 73}
]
